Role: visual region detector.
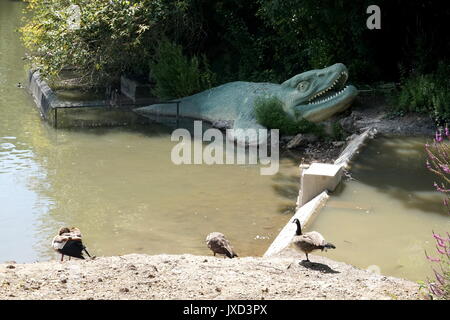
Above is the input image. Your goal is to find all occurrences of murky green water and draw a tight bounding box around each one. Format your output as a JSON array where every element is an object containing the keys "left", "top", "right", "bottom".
[
  {"left": 0, "top": 0, "right": 299, "bottom": 263},
  {"left": 309, "top": 136, "right": 450, "bottom": 282}
]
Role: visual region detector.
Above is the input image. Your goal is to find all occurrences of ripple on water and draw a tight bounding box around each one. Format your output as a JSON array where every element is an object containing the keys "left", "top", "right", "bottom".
[{"left": 0, "top": 142, "right": 15, "bottom": 150}]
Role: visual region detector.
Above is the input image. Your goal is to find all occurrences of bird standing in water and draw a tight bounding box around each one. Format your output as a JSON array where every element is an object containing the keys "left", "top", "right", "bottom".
[
  {"left": 205, "top": 232, "right": 238, "bottom": 258},
  {"left": 52, "top": 227, "right": 93, "bottom": 261},
  {"left": 291, "top": 218, "right": 336, "bottom": 262}
]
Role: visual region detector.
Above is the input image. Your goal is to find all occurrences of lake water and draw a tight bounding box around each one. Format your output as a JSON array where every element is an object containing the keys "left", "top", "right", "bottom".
[
  {"left": 308, "top": 136, "right": 449, "bottom": 282},
  {"left": 0, "top": 0, "right": 299, "bottom": 263}
]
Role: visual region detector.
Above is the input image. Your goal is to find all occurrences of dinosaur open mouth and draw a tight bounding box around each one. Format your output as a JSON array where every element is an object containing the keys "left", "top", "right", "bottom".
[{"left": 307, "top": 71, "right": 349, "bottom": 105}]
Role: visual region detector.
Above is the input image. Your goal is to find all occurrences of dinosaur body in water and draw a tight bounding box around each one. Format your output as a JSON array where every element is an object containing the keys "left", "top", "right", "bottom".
[{"left": 135, "top": 63, "right": 358, "bottom": 144}]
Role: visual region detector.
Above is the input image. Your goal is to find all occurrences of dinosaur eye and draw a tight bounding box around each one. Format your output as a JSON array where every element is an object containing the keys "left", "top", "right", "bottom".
[{"left": 297, "top": 81, "right": 309, "bottom": 92}]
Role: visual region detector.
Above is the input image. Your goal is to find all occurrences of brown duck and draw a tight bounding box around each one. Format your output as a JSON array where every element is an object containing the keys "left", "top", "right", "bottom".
[
  {"left": 291, "top": 218, "right": 336, "bottom": 262},
  {"left": 205, "top": 232, "right": 238, "bottom": 258}
]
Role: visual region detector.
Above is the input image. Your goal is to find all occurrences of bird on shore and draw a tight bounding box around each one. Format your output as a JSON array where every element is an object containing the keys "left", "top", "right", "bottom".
[
  {"left": 291, "top": 218, "right": 335, "bottom": 262},
  {"left": 205, "top": 232, "right": 238, "bottom": 258},
  {"left": 52, "top": 227, "right": 93, "bottom": 262}
]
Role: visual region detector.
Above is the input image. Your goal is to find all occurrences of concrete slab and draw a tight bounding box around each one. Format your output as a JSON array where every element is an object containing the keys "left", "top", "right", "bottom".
[
  {"left": 298, "top": 163, "right": 343, "bottom": 206},
  {"left": 264, "top": 191, "right": 329, "bottom": 257}
]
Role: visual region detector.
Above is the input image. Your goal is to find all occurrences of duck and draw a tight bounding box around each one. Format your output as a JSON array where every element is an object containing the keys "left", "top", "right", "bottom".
[
  {"left": 205, "top": 232, "right": 238, "bottom": 258},
  {"left": 291, "top": 218, "right": 335, "bottom": 262},
  {"left": 51, "top": 227, "right": 92, "bottom": 261}
]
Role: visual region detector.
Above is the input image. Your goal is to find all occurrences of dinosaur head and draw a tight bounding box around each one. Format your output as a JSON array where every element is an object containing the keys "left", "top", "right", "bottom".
[{"left": 280, "top": 63, "right": 358, "bottom": 122}]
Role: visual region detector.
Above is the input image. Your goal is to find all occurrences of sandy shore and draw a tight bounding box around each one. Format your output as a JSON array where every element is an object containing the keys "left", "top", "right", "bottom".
[{"left": 0, "top": 252, "right": 419, "bottom": 300}]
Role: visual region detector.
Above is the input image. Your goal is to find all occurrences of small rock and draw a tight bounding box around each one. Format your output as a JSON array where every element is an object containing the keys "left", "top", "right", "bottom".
[
  {"left": 346, "top": 133, "right": 358, "bottom": 141},
  {"left": 286, "top": 134, "right": 306, "bottom": 149},
  {"left": 98, "top": 278, "right": 103, "bottom": 282},
  {"left": 339, "top": 116, "right": 355, "bottom": 133},
  {"left": 212, "top": 120, "right": 233, "bottom": 130},
  {"left": 127, "top": 264, "right": 137, "bottom": 271},
  {"left": 215, "top": 287, "right": 222, "bottom": 292},
  {"left": 60, "top": 278, "right": 67, "bottom": 284},
  {"left": 6, "top": 265, "right": 15, "bottom": 269},
  {"left": 119, "top": 288, "right": 130, "bottom": 293},
  {"left": 332, "top": 141, "right": 345, "bottom": 147},
  {"left": 303, "top": 133, "right": 319, "bottom": 144},
  {"left": 280, "top": 135, "right": 294, "bottom": 144}
]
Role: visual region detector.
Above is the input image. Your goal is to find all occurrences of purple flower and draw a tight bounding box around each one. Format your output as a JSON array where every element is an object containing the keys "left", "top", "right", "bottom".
[
  {"left": 425, "top": 250, "right": 441, "bottom": 263},
  {"left": 433, "top": 269, "right": 446, "bottom": 286},
  {"left": 432, "top": 231, "right": 448, "bottom": 243},
  {"left": 445, "top": 126, "right": 449, "bottom": 137},
  {"left": 438, "top": 163, "right": 450, "bottom": 173},
  {"left": 435, "top": 132, "right": 443, "bottom": 142},
  {"left": 429, "top": 283, "right": 444, "bottom": 296}
]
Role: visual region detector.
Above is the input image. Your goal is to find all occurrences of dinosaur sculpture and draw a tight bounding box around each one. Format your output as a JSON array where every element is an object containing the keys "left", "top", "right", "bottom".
[{"left": 134, "top": 63, "right": 358, "bottom": 144}]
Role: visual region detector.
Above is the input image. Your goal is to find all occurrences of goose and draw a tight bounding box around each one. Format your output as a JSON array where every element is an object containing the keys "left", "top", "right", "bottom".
[
  {"left": 205, "top": 232, "right": 238, "bottom": 258},
  {"left": 291, "top": 218, "right": 336, "bottom": 262},
  {"left": 52, "top": 227, "right": 92, "bottom": 261}
]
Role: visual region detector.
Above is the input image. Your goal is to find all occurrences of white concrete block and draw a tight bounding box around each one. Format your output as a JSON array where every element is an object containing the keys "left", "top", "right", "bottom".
[{"left": 299, "top": 163, "right": 343, "bottom": 206}]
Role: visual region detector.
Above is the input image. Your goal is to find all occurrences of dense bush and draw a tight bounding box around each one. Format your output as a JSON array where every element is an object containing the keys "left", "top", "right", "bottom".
[
  {"left": 393, "top": 63, "right": 450, "bottom": 122},
  {"left": 254, "top": 96, "right": 324, "bottom": 136},
  {"left": 21, "top": 0, "right": 202, "bottom": 87},
  {"left": 150, "top": 40, "right": 216, "bottom": 99}
]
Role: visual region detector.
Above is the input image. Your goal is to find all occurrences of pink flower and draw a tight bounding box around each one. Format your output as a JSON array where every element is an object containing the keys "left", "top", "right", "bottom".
[
  {"left": 433, "top": 269, "right": 446, "bottom": 286},
  {"left": 432, "top": 231, "right": 448, "bottom": 243},
  {"left": 425, "top": 250, "right": 441, "bottom": 262}
]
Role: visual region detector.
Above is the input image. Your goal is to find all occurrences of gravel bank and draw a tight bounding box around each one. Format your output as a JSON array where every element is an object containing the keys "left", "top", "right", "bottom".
[{"left": 0, "top": 253, "right": 419, "bottom": 300}]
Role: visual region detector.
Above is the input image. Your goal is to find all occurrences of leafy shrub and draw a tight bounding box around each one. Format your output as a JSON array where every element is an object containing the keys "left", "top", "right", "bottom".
[
  {"left": 393, "top": 63, "right": 450, "bottom": 122},
  {"left": 331, "top": 122, "right": 346, "bottom": 141},
  {"left": 21, "top": 0, "right": 201, "bottom": 87},
  {"left": 254, "top": 96, "right": 324, "bottom": 136},
  {"left": 150, "top": 40, "right": 216, "bottom": 99}
]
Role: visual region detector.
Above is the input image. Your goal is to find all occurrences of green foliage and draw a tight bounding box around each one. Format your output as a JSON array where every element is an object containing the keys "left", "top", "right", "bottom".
[
  {"left": 21, "top": 0, "right": 450, "bottom": 93},
  {"left": 150, "top": 41, "right": 216, "bottom": 99},
  {"left": 392, "top": 63, "right": 450, "bottom": 121},
  {"left": 254, "top": 96, "right": 324, "bottom": 136},
  {"left": 254, "top": 96, "right": 297, "bottom": 135},
  {"left": 331, "top": 122, "right": 346, "bottom": 141},
  {"left": 21, "top": 0, "right": 201, "bottom": 87}
]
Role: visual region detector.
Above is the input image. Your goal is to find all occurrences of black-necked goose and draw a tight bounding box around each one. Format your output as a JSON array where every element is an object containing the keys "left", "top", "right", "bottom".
[{"left": 291, "top": 218, "right": 336, "bottom": 262}]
